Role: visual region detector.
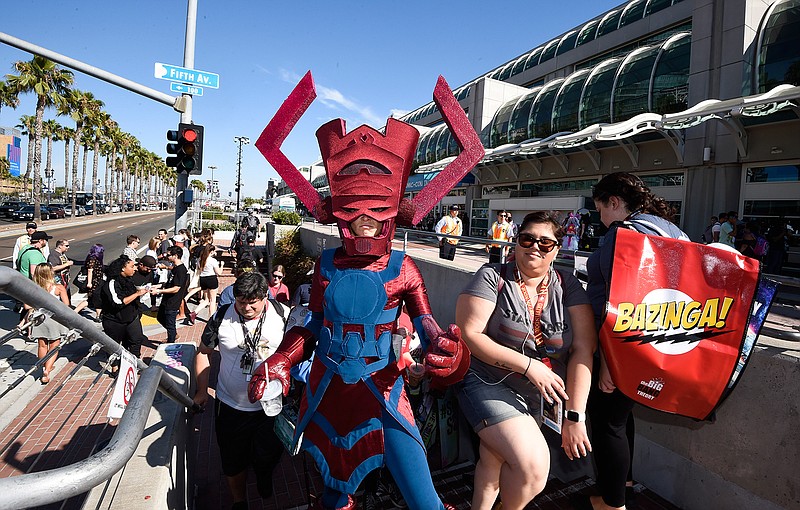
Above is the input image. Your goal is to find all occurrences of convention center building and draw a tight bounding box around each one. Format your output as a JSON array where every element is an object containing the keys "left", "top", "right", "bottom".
[{"left": 275, "top": 0, "right": 800, "bottom": 274}]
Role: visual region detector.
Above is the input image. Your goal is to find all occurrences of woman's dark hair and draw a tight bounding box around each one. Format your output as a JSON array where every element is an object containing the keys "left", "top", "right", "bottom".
[
  {"left": 592, "top": 172, "right": 675, "bottom": 221},
  {"left": 233, "top": 272, "right": 268, "bottom": 301},
  {"left": 519, "top": 211, "right": 565, "bottom": 243}
]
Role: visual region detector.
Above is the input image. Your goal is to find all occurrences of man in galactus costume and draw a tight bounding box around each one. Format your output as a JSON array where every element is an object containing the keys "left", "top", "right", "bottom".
[{"left": 247, "top": 72, "right": 484, "bottom": 510}]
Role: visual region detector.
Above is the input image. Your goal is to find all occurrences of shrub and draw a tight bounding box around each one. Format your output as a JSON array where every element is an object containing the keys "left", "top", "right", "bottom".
[
  {"left": 273, "top": 229, "right": 314, "bottom": 292},
  {"left": 202, "top": 221, "right": 237, "bottom": 231},
  {"left": 272, "top": 210, "right": 301, "bottom": 225}
]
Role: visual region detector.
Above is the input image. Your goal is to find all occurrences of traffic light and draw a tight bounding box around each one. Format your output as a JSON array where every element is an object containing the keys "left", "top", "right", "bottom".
[{"left": 166, "top": 123, "right": 204, "bottom": 175}]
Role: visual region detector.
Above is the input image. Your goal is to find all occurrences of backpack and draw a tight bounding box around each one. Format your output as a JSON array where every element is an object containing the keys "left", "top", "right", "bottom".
[
  {"left": 200, "top": 299, "right": 288, "bottom": 349},
  {"left": 15, "top": 246, "right": 37, "bottom": 274},
  {"left": 754, "top": 236, "right": 769, "bottom": 258},
  {"left": 244, "top": 215, "right": 259, "bottom": 230}
]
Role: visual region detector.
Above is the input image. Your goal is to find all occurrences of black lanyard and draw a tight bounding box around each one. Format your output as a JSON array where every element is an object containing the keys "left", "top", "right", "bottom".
[{"left": 237, "top": 304, "right": 268, "bottom": 355}]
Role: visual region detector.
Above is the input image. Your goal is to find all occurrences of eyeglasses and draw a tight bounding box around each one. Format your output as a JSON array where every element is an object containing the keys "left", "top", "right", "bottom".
[
  {"left": 272, "top": 274, "right": 283, "bottom": 279},
  {"left": 517, "top": 233, "right": 559, "bottom": 253}
]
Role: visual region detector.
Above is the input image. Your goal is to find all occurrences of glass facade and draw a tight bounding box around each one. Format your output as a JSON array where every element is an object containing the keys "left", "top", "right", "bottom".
[
  {"left": 521, "top": 179, "right": 596, "bottom": 192},
  {"left": 552, "top": 70, "right": 591, "bottom": 133},
  {"left": 612, "top": 45, "right": 660, "bottom": 121},
  {"left": 645, "top": 0, "right": 674, "bottom": 16},
  {"left": 523, "top": 47, "right": 544, "bottom": 71},
  {"left": 651, "top": 32, "right": 691, "bottom": 113},
  {"left": 579, "top": 57, "right": 622, "bottom": 127},
  {"left": 577, "top": 20, "right": 599, "bottom": 47},
  {"left": 539, "top": 39, "right": 560, "bottom": 64},
  {"left": 746, "top": 165, "right": 800, "bottom": 182},
  {"left": 597, "top": 10, "right": 622, "bottom": 37},
  {"left": 619, "top": 0, "right": 647, "bottom": 28},
  {"left": 508, "top": 88, "right": 541, "bottom": 143},
  {"left": 529, "top": 79, "right": 565, "bottom": 138},
  {"left": 557, "top": 30, "right": 579, "bottom": 56},
  {"left": 757, "top": 0, "right": 800, "bottom": 92},
  {"left": 490, "top": 101, "right": 518, "bottom": 147}
]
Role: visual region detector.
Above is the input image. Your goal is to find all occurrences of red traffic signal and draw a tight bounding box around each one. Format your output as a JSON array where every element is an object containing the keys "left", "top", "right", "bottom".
[{"left": 166, "top": 123, "right": 204, "bottom": 174}]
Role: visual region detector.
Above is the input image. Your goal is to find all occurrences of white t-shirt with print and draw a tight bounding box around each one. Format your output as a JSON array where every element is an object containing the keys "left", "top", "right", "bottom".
[{"left": 213, "top": 301, "right": 288, "bottom": 411}]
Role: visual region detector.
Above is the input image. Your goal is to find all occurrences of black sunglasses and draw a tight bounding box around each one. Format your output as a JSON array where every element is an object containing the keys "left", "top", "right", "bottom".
[
  {"left": 517, "top": 233, "right": 559, "bottom": 252},
  {"left": 272, "top": 274, "right": 283, "bottom": 279}
]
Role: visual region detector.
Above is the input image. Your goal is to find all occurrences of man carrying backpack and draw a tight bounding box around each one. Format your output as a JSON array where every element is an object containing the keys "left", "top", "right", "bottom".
[
  {"left": 18, "top": 231, "right": 52, "bottom": 279},
  {"left": 242, "top": 208, "right": 261, "bottom": 240}
]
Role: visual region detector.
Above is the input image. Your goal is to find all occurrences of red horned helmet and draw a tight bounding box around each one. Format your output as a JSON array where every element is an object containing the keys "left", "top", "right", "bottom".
[
  {"left": 316, "top": 118, "right": 418, "bottom": 256},
  {"left": 256, "top": 72, "right": 484, "bottom": 256}
]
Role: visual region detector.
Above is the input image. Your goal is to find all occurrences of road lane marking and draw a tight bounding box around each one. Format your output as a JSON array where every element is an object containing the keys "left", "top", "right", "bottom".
[{"left": 95, "top": 230, "right": 105, "bottom": 234}]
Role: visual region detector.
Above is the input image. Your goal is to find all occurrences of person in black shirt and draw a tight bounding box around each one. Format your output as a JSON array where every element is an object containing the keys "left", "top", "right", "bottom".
[
  {"left": 101, "top": 256, "right": 150, "bottom": 357},
  {"left": 152, "top": 246, "right": 189, "bottom": 343},
  {"left": 132, "top": 255, "right": 159, "bottom": 310}
]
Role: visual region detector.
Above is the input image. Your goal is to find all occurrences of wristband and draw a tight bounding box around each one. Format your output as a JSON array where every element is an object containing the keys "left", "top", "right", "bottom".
[{"left": 564, "top": 410, "right": 586, "bottom": 422}]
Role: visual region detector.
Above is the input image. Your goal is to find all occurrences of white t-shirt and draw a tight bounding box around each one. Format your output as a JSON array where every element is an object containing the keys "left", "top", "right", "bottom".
[
  {"left": 213, "top": 301, "right": 288, "bottom": 411},
  {"left": 199, "top": 256, "right": 219, "bottom": 277}
]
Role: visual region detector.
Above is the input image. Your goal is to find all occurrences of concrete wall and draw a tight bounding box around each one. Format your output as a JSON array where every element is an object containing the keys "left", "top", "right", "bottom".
[{"left": 295, "top": 224, "right": 800, "bottom": 510}]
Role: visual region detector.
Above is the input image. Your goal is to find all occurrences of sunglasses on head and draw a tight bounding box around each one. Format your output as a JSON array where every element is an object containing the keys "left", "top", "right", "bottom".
[{"left": 517, "top": 233, "right": 559, "bottom": 252}]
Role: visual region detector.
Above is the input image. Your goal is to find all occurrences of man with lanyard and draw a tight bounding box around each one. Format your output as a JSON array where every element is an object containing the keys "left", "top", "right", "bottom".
[
  {"left": 487, "top": 210, "right": 513, "bottom": 263},
  {"left": 434, "top": 205, "right": 463, "bottom": 260},
  {"left": 48, "top": 239, "right": 74, "bottom": 301},
  {"left": 13, "top": 222, "right": 50, "bottom": 270},
  {"left": 193, "top": 272, "right": 289, "bottom": 510}
]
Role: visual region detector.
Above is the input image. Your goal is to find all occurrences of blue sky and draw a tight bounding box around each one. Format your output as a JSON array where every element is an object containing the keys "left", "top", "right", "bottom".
[{"left": 1, "top": 0, "right": 620, "bottom": 200}]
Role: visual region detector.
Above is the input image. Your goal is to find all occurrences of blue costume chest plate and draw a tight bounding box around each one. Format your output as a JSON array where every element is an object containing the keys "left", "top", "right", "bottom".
[{"left": 317, "top": 249, "right": 404, "bottom": 384}]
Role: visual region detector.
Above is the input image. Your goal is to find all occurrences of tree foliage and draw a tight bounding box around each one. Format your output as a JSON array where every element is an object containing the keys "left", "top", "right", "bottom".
[{"left": 273, "top": 229, "right": 314, "bottom": 292}]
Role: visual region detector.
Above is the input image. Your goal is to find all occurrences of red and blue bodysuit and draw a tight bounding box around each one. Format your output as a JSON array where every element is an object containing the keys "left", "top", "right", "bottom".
[{"left": 249, "top": 71, "right": 484, "bottom": 510}]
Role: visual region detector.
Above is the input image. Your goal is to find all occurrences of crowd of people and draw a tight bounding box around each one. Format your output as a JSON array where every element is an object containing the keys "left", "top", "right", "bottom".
[{"left": 7, "top": 173, "right": 793, "bottom": 510}]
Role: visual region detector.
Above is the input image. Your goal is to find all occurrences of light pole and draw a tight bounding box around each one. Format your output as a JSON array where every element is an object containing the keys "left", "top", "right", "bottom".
[
  {"left": 233, "top": 136, "right": 250, "bottom": 212},
  {"left": 44, "top": 167, "right": 54, "bottom": 206}
]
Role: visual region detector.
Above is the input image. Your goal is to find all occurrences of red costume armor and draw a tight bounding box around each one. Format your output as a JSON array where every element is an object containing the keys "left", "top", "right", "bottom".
[{"left": 250, "top": 71, "right": 484, "bottom": 510}]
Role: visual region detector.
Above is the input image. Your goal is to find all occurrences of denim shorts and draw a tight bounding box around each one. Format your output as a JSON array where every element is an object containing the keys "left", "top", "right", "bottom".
[{"left": 455, "top": 367, "right": 539, "bottom": 433}]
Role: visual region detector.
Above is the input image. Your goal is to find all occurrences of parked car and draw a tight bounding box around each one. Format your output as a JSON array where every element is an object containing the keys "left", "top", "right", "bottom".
[
  {"left": 84, "top": 204, "right": 95, "bottom": 215},
  {"left": 0, "top": 201, "right": 26, "bottom": 218},
  {"left": 12, "top": 205, "right": 51, "bottom": 221},
  {"left": 64, "top": 205, "right": 86, "bottom": 217},
  {"left": 48, "top": 205, "right": 66, "bottom": 219},
  {"left": 109, "top": 204, "right": 121, "bottom": 213}
]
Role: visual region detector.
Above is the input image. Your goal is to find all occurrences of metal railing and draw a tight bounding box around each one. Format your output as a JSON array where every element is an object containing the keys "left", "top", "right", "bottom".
[
  {"left": 0, "top": 267, "right": 196, "bottom": 508},
  {"left": 0, "top": 365, "right": 164, "bottom": 507}
]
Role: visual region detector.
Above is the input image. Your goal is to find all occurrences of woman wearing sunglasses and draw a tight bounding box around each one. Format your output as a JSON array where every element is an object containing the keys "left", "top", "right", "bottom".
[
  {"left": 267, "top": 265, "right": 290, "bottom": 304},
  {"left": 583, "top": 172, "right": 688, "bottom": 510},
  {"left": 455, "top": 211, "right": 597, "bottom": 510}
]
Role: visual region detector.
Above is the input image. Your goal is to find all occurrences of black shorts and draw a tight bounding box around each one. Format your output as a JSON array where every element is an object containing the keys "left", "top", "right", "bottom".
[
  {"left": 199, "top": 275, "right": 219, "bottom": 290},
  {"left": 214, "top": 400, "right": 284, "bottom": 497}
]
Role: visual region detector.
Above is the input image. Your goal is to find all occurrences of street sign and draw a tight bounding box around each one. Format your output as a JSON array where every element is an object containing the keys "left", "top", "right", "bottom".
[
  {"left": 170, "top": 82, "right": 204, "bottom": 96},
  {"left": 154, "top": 62, "right": 219, "bottom": 89}
]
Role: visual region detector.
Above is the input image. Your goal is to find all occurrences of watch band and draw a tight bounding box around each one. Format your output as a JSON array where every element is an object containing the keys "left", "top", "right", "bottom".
[{"left": 564, "top": 410, "right": 586, "bottom": 422}]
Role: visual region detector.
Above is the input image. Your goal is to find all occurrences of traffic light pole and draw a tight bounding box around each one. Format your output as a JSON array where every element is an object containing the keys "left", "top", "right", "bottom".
[{"left": 174, "top": 0, "right": 197, "bottom": 234}]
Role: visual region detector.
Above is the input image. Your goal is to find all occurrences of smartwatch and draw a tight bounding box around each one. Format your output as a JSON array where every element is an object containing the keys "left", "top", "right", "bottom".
[{"left": 564, "top": 410, "right": 586, "bottom": 422}]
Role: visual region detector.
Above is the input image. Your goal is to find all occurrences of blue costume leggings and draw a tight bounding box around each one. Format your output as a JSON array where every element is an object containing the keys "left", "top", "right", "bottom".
[{"left": 321, "top": 407, "right": 444, "bottom": 510}]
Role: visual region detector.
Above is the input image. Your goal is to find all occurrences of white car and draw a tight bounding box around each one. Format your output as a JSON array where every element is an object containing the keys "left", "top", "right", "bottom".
[{"left": 109, "top": 205, "right": 121, "bottom": 213}]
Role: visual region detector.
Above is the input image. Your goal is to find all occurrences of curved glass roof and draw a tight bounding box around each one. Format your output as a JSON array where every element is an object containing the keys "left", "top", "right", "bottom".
[
  {"left": 619, "top": 0, "right": 647, "bottom": 28},
  {"left": 539, "top": 39, "right": 560, "bottom": 65},
  {"left": 577, "top": 20, "right": 599, "bottom": 47},
  {"left": 482, "top": 31, "right": 691, "bottom": 149},
  {"left": 552, "top": 69, "right": 591, "bottom": 133},
  {"left": 508, "top": 87, "right": 542, "bottom": 143},
  {"left": 490, "top": 99, "right": 520, "bottom": 147},
  {"left": 529, "top": 79, "right": 565, "bottom": 138},
  {"left": 556, "top": 30, "right": 579, "bottom": 56},
  {"left": 651, "top": 32, "right": 691, "bottom": 113},
  {"left": 510, "top": 55, "right": 528, "bottom": 77},
  {"left": 523, "top": 47, "right": 544, "bottom": 71},
  {"left": 579, "top": 57, "right": 622, "bottom": 128},
  {"left": 645, "top": 0, "right": 674, "bottom": 16},
  {"left": 612, "top": 45, "right": 660, "bottom": 121},
  {"left": 498, "top": 60, "right": 517, "bottom": 81},
  {"left": 597, "top": 9, "right": 622, "bottom": 37},
  {"left": 415, "top": 130, "right": 433, "bottom": 163},
  {"left": 757, "top": 0, "right": 800, "bottom": 93}
]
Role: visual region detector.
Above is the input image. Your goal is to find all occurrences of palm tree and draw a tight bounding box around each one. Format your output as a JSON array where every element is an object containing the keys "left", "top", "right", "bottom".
[
  {"left": 6, "top": 56, "right": 74, "bottom": 222},
  {"left": 88, "top": 110, "right": 110, "bottom": 209},
  {"left": 42, "top": 119, "right": 60, "bottom": 203},
  {"left": 100, "top": 118, "right": 119, "bottom": 207},
  {"left": 0, "top": 79, "right": 20, "bottom": 119},
  {"left": 59, "top": 89, "right": 101, "bottom": 216},
  {"left": 55, "top": 125, "right": 75, "bottom": 192}
]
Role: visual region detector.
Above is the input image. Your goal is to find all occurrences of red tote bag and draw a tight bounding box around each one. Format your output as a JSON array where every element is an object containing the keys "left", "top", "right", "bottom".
[{"left": 599, "top": 228, "right": 773, "bottom": 420}]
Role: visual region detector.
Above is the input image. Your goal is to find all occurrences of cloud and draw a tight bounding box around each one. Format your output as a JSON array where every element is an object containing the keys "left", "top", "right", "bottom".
[
  {"left": 277, "top": 68, "right": 383, "bottom": 127},
  {"left": 389, "top": 108, "right": 410, "bottom": 119}
]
